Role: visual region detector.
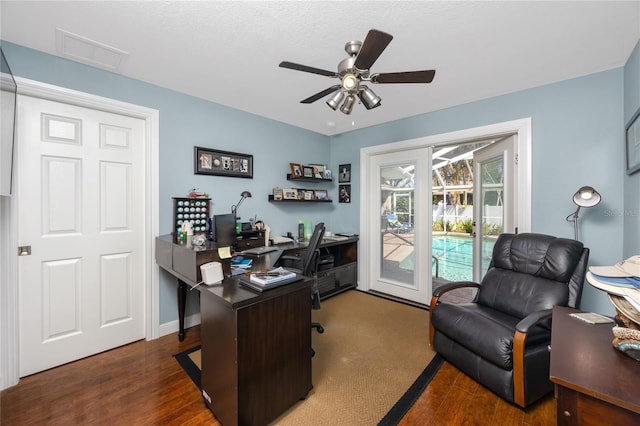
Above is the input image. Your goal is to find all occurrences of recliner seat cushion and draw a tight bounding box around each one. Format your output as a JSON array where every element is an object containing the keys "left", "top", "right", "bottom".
[{"left": 431, "top": 302, "right": 551, "bottom": 371}]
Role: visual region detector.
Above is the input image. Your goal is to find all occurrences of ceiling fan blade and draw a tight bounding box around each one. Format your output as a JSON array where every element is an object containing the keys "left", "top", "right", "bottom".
[
  {"left": 353, "top": 29, "right": 393, "bottom": 71},
  {"left": 279, "top": 61, "right": 337, "bottom": 77},
  {"left": 371, "top": 70, "right": 436, "bottom": 84},
  {"left": 300, "top": 85, "right": 341, "bottom": 104}
]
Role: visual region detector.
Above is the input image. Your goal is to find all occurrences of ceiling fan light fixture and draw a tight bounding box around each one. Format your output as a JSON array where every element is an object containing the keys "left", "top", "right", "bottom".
[
  {"left": 340, "top": 94, "right": 356, "bottom": 115},
  {"left": 359, "top": 85, "right": 381, "bottom": 110},
  {"left": 342, "top": 74, "right": 358, "bottom": 91},
  {"left": 326, "top": 90, "right": 345, "bottom": 110}
]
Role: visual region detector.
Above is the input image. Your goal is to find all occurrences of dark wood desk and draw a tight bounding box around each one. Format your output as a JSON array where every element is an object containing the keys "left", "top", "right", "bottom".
[
  {"left": 199, "top": 275, "right": 311, "bottom": 426},
  {"left": 155, "top": 235, "right": 312, "bottom": 425},
  {"left": 550, "top": 306, "right": 640, "bottom": 425},
  {"left": 156, "top": 234, "right": 358, "bottom": 340}
]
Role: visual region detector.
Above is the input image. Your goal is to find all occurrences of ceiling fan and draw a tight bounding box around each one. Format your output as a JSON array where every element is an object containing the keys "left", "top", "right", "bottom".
[{"left": 279, "top": 29, "right": 436, "bottom": 115}]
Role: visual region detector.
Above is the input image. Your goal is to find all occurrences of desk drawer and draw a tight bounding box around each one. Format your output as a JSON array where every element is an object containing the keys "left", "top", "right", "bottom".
[
  {"left": 317, "top": 271, "right": 335, "bottom": 295},
  {"left": 334, "top": 263, "right": 356, "bottom": 288}
]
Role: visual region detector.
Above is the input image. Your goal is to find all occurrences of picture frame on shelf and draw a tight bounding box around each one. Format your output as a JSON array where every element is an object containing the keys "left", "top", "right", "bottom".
[
  {"left": 310, "top": 163, "right": 325, "bottom": 179},
  {"left": 314, "top": 189, "right": 329, "bottom": 200},
  {"left": 324, "top": 169, "right": 332, "bottom": 179},
  {"left": 290, "top": 163, "right": 303, "bottom": 178},
  {"left": 283, "top": 188, "right": 298, "bottom": 200},
  {"left": 297, "top": 189, "right": 305, "bottom": 200},
  {"left": 304, "top": 190, "right": 314, "bottom": 200},
  {"left": 194, "top": 146, "right": 253, "bottom": 178},
  {"left": 626, "top": 108, "right": 640, "bottom": 175},
  {"left": 303, "top": 166, "right": 314, "bottom": 178},
  {"left": 273, "top": 187, "right": 283, "bottom": 200},
  {"left": 338, "top": 163, "right": 351, "bottom": 183}
]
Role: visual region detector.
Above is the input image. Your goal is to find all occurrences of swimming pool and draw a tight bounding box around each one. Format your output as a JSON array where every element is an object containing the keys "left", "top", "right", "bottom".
[{"left": 400, "top": 234, "right": 495, "bottom": 282}]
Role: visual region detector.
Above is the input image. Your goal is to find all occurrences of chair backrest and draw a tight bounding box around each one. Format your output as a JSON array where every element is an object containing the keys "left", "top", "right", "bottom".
[
  {"left": 300, "top": 222, "right": 326, "bottom": 276},
  {"left": 387, "top": 214, "right": 399, "bottom": 224},
  {"left": 477, "top": 233, "right": 589, "bottom": 319}
]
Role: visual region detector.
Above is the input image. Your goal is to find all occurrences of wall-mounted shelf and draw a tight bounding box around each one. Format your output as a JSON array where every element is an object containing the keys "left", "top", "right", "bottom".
[
  {"left": 268, "top": 195, "right": 332, "bottom": 203},
  {"left": 286, "top": 173, "right": 332, "bottom": 183},
  {"left": 287, "top": 173, "right": 333, "bottom": 182}
]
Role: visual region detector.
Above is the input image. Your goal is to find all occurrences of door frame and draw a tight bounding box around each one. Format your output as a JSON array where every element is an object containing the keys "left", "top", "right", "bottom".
[
  {"left": 0, "top": 77, "right": 159, "bottom": 390},
  {"left": 359, "top": 118, "right": 532, "bottom": 294}
]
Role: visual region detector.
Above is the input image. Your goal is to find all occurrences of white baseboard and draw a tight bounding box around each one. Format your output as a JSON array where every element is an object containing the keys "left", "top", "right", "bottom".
[{"left": 157, "top": 313, "right": 201, "bottom": 338}]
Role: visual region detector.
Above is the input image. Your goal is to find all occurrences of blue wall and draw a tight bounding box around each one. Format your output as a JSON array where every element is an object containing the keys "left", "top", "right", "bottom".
[
  {"left": 1, "top": 42, "right": 333, "bottom": 323},
  {"left": 3, "top": 38, "right": 638, "bottom": 319},
  {"left": 624, "top": 40, "right": 640, "bottom": 259},
  {"left": 327, "top": 70, "right": 626, "bottom": 315}
]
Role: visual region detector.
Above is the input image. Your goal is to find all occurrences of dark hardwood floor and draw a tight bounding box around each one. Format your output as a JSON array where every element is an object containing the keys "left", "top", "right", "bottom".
[{"left": 1, "top": 326, "right": 555, "bottom": 425}]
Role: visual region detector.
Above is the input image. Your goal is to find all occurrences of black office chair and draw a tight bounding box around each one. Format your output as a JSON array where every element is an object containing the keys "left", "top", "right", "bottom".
[{"left": 278, "top": 222, "right": 326, "bottom": 337}]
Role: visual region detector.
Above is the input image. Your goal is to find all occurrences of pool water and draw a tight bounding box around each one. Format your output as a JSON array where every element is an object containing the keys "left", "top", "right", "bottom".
[{"left": 400, "top": 235, "right": 495, "bottom": 282}]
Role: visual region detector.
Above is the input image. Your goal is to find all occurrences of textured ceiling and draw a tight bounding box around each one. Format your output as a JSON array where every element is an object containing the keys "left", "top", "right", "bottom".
[{"left": 1, "top": 1, "right": 639, "bottom": 136}]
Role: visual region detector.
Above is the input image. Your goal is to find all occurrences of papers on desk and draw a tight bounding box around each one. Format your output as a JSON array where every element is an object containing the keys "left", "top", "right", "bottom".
[
  {"left": 569, "top": 312, "right": 614, "bottom": 324},
  {"left": 323, "top": 235, "right": 348, "bottom": 242},
  {"left": 250, "top": 267, "right": 296, "bottom": 285},
  {"left": 239, "top": 267, "right": 298, "bottom": 292}
]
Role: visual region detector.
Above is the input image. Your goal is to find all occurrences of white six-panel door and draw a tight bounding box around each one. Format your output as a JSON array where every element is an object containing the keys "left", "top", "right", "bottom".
[{"left": 17, "top": 95, "right": 146, "bottom": 376}]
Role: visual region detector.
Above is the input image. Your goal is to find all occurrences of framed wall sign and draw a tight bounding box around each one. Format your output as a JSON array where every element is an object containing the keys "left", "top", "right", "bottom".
[
  {"left": 339, "top": 184, "right": 351, "bottom": 203},
  {"left": 194, "top": 146, "right": 253, "bottom": 178},
  {"left": 339, "top": 163, "right": 351, "bottom": 183},
  {"left": 626, "top": 108, "right": 640, "bottom": 175}
]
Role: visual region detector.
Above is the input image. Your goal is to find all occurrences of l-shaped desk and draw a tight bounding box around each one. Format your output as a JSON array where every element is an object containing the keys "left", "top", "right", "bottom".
[
  {"left": 155, "top": 234, "right": 358, "bottom": 425},
  {"left": 155, "top": 233, "right": 358, "bottom": 341}
]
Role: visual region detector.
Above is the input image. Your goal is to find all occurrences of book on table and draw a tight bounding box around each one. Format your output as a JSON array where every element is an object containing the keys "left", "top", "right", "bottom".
[
  {"left": 249, "top": 267, "right": 296, "bottom": 286},
  {"left": 231, "top": 256, "right": 253, "bottom": 269}
]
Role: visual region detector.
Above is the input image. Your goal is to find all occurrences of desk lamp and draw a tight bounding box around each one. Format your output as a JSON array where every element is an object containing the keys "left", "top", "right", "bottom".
[
  {"left": 566, "top": 186, "right": 601, "bottom": 240},
  {"left": 231, "top": 191, "right": 252, "bottom": 215}
]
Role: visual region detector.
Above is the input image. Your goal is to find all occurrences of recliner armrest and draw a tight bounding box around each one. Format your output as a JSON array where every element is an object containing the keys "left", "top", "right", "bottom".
[
  {"left": 515, "top": 309, "right": 553, "bottom": 334},
  {"left": 432, "top": 281, "right": 480, "bottom": 298}
]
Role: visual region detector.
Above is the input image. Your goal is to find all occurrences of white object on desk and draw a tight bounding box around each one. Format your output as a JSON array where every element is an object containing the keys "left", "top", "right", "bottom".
[
  {"left": 201, "top": 261, "right": 224, "bottom": 285},
  {"left": 272, "top": 236, "right": 294, "bottom": 245}
]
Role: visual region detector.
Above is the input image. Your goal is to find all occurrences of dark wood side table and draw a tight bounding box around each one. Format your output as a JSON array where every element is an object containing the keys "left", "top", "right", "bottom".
[{"left": 550, "top": 306, "right": 640, "bottom": 425}]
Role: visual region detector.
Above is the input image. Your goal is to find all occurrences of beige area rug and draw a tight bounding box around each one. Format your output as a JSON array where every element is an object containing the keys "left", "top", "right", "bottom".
[
  {"left": 186, "top": 290, "right": 434, "bottom": 425},
  {"left": 278, "top": 290, "right": 434, "bottom": 425}
]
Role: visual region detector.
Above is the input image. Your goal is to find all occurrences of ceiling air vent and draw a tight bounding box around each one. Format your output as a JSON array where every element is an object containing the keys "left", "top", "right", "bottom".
[{"left": 55, "top": 28, "right": 128, "bottom": 71}]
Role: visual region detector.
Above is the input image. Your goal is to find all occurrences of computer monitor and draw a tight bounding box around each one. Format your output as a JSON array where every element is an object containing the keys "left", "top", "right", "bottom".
[{"left": 214, "top": 213, "right": 236, "bottom": 246}]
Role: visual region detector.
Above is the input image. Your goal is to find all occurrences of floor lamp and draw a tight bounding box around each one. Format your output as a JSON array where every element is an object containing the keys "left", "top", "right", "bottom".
[{"left": 566, "top": 186, "right": 601, "bottom": 240}]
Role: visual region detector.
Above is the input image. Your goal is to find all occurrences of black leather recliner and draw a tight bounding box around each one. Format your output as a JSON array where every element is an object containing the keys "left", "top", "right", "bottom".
[{"left": 429, "top": 233, "right": 589, "bottom": 407}]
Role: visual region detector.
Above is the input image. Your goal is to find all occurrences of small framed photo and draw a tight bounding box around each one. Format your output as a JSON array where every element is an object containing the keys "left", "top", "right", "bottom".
[
  {"left": 324, "top": 169, "right": 332, "bottom": 179},
  {"left": 338, "top": 164, "right": 351, "bottom": 183},
  {"left": 283, "top": 188, "right": 298, "bottom": 200},
  {"left": 273, "top": 187, "right": 283, "bottom": 200},
  {"left": 314, "top": 189, "right": 329, "bottom": 200},
  {"left": 304, "top": 190, "right": 314, "bottom": 200},
  {"left": 297, "top": 189, "right": 305, "bottom": 200},
  {"left": 310, "top": 163, "right": 325, "bottom": 179},
  {"left": 339, "top": 184, "right": 351, "bottom": 203},
  {"left": 195, "top": 147, "right": 253, "bottom": 178},
  {"left": 290, "top": 163, "right": 303, "bottom": 178},
  {"left": 303, "top": 166, "right": 314, "bottom": 178},
  {"left": 626, "top": 108, "right": 640, "bottom": 175}
]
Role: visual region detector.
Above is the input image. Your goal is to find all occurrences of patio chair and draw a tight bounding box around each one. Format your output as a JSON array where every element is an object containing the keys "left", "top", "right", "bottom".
[{"left": 386, "top": 214, "right": 412, "bottom": 233}]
